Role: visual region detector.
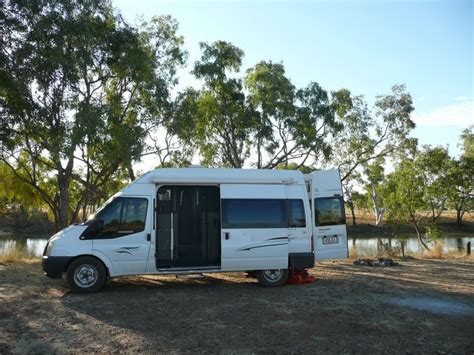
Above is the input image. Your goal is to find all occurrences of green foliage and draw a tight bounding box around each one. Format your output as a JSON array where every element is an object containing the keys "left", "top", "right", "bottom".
[
  {"left": 425, "top": 223, "right": 442, "bottom": 243},
  {"left": 173, "top": 42, "right": 340, "bottom": 170},
  {"left": 329, "top": 85, "right": 416, "bottom": 182},
  {"left": 275, "top": 162, "right": 312, "bottom": 174},
  {"left": 446, "top": 155, "right": 473, "bottom": 223},
  {"left": 172, "top": 41, "right": 252, "bottom": 168},
  {"left": 383, "top": 159, "right": 430, "bottom": 249},
  {"left": 0, "top": 0, "right": 186, "bottom": 229},
  {"left": 415, "top": 146, "right": 452, "bottom": 222},
  {"left": 0, "top": 161, "right": 45, "bottom": 214},
  {"left": 460, "top": 126, "right": 474, "bottom": 159}
]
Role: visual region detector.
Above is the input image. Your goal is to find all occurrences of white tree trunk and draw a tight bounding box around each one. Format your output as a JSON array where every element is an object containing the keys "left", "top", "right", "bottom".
[{"left": 370, "top": 186, "right": 385, "bottom": 227}]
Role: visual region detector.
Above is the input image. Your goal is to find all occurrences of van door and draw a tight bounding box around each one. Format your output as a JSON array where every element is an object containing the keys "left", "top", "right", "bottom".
[
  {"left": 90, "top": 196, "right": 152, "bottom": 276},
  {"left": 220, "top": 184, "right": 289, "bottom": 271},
  {"left": 310, "top": 170, "right": 348, "bottom": 260},
  {"left": 286, "top": 184, "right": 312, "bottom": 256}
]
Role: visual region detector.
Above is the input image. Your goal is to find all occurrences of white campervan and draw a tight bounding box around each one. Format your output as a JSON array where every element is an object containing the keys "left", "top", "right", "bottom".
[{"left": 42, "top": 168, "right": 348, "bottom": 293}]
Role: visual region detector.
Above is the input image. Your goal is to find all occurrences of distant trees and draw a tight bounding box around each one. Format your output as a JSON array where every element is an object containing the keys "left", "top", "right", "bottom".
[
  {"left": 374, "top": 137, "right": 473, "bottom": 249},
  {"left": 447, "top": 126, "right": 474, "bottom": 224}
]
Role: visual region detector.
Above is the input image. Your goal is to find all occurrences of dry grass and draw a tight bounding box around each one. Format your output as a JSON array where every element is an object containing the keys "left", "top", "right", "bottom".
[
  {"left": 350, "top": 238, "right": 473, "bottom": 261},
  {"left": 346, "top": 209, "right": 474, "bottom": 225},
  {"left": 424, "top": 241, "right": 444, "bottom": 259},
  {"left": 0, "top": 244, "right": 37, "bottom": 265}
]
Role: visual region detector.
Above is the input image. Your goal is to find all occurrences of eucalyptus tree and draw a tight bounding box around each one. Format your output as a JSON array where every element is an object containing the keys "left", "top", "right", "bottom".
[
  {"left": 446, "top": 156, "right": 473, "bottom": 224},
  {"left": 363, "top": 158, "right": 387, "bottom": 226},
  {"left": 173, "top": 42, "right": 340, "bottom": 169},
  {"left": 383, "top": 159, "right": 431, "bottom": 250},
  {"left": 447, "top": 127, "right": 474, "bottom": 224},
  {"left": 415, "top": 146, "right": 452, "bottom": 223},
  {"left": 245, "top": 62, "right": 339, "bottom": 169},
  {"left": 328, "top": 85, "right": 417, "bottom": 182},
  {"left": 0, "top": 0, "right": 186, "bottom": 229},
  {"left": 460, "top": 126, "right": 474, "bottom": 159},
  {"left": 172, "top": 41, "right": 255, "bottom": 167}
]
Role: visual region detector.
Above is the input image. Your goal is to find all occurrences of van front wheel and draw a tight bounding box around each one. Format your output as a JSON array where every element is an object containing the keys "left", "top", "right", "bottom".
[
  {"left": 66, "top": 256, "right": 106, "bottom": 293},
  {"left": 256, "top": 269, "right": 289, "bottom": 287}
]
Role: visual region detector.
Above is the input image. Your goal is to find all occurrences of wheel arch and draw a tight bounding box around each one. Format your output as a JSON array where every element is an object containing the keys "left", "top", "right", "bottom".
[{"left": 65, "top": 254, "right": 111, "bottom": 278}]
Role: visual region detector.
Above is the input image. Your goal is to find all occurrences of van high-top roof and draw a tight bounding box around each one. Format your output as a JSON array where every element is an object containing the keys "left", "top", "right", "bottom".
[{"left": 132, "top": 167, "right": 305, "bottom": 185}]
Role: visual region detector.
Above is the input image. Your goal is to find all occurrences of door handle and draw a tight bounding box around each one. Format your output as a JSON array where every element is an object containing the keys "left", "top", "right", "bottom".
[
  {"left": 224, "top": 232, "right": 230, "bottom": 240},
  {"left": 146, "top": 233, "right": 151, "bottom": 241}
]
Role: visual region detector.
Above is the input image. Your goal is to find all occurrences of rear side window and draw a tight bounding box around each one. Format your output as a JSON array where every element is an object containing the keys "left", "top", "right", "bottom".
[
  {"left": 314, "top": 197, "right": 345, "bottom": 226},
  {"left": 288, "top": 199, "right": 306, "bottom": 227},
  {"left": 222, "top": 199, "right": 287, "bottom": 229},
  {"left": 86, "top": 197, "right": 148, "bottom": 238}
]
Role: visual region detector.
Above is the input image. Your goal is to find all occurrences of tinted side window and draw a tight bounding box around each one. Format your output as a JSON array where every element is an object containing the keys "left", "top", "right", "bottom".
[
  {"left": 222, "top": 199, "right": 287, "bottom": 229},
  {"left": 314, "top": 197, "right": 345, "bottom": 226},
  {"left": 288, "top": 199, "right": 306, "bottom": 227},
  {"left": 120, "top": 198, "right": 148, "bottom": 234},
  {"left": 96, "top": 198, "right": 122, "bottom": 237}
]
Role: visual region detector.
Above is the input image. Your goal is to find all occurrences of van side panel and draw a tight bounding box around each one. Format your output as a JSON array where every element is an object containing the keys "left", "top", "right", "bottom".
[{"left": 220, "top": 184, "right": 289, "bottom": 271}]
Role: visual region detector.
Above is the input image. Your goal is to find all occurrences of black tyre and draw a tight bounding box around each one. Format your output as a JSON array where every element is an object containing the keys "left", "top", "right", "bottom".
[
  {"left": 256, "top": 269, "right": 289, "bottom": 287},
  {"left": 66, "top": 256, "right": 106, "bottom": 294}
]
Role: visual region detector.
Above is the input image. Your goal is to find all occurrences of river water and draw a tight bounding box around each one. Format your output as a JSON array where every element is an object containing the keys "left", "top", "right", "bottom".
[{"left": 1, "top": 233, "right": 473, "bottom": 258}]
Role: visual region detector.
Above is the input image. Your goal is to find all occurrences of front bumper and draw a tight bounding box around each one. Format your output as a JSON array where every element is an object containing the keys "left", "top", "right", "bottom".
[{"left": 42, "top": 256, "right": 73, "bottom": 279}]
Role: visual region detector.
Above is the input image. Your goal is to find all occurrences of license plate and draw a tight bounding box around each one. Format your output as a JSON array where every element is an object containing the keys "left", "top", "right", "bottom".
[{"left": 322, "top": 235, "right": 339, "bottom": 244}]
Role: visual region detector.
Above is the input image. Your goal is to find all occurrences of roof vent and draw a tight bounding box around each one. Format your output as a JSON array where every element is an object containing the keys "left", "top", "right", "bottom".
[{"left": 188, "top": 164, "right": 205, "bottom": 168}]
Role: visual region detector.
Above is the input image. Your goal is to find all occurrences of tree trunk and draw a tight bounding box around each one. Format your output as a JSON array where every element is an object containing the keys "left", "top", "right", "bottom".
[
  {"left": 456, "top": 208, "right": 463, "bottom": 225},
  {"left": 348, "top": 202, "right": 356, "bottom": 226},
  {"left": 412, "top": 217, "right": 430, "bottom": 251},
  {"left": 57, "top": 172, "right": 70, "bottom": 231},
  {"left": 127, "top": 165, "right": 136, "bottom": 181},
  {"left": 370, "top": 186, "right": 384, "bottom": 227}
]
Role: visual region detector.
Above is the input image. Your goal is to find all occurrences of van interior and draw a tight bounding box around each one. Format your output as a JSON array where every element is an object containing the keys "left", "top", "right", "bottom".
[{"left": 156, "top": 185, "right": 221, "bottom": 269}]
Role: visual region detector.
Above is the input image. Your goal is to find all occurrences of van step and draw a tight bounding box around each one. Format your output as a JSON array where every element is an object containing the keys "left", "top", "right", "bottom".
[{"left": 176, "top": 274, "right": 204, "bottom": 279}]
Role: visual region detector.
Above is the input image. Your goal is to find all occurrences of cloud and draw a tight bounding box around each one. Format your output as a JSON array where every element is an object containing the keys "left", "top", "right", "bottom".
[{"left": 412, "top": 100, "right": 473, "bottom": 128}]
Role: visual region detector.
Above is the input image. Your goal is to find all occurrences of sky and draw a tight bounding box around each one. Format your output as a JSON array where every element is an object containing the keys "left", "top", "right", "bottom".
[{"left": 113, "top": 0, "right": 473, "bottom": 171}]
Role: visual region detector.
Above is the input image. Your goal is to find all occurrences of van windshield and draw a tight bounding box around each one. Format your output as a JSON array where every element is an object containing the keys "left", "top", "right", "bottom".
[{"left": 85, "top": 196, "right": 116, "bottom": 224}]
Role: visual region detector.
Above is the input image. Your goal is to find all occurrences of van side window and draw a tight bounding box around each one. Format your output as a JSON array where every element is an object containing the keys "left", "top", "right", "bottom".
[
  {"left": 120, "top": 198, "right": 148, "bottom": 234},
  {"left": 222, "top": 199, "right": 287, "bottom": 229},
  {"left": 85, "top": 197, "right": 148, "bottom": 238},
  {"left": 288, "top": 199, "right": 306, "bottom": 228},
  {"left": 95, "top": 198, "right": 122, "bottom": 237},
  {"left": 314, "top": 197, "right": 345, "bottom": 226}
]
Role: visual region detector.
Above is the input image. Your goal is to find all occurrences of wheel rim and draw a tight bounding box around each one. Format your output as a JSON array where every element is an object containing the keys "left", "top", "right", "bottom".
[
  {"left": 73, "top": 264, "right": 98, "bottom": 288},
  {"left": 263, "top": 269, "right": 283, "bottom": 282}
]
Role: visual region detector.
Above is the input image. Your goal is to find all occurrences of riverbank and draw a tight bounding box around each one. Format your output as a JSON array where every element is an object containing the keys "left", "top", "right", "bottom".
[
  {"left": 1, "top": 258, "right": 473, "bottom": 353},
  {"left": 0, "top": 211, "right": 53, "bottom": 237}
]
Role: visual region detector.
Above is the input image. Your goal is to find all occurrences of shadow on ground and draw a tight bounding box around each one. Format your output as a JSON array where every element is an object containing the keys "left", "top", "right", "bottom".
[{"left": 1, "top": 259, "right": 473, "bottom": 353}]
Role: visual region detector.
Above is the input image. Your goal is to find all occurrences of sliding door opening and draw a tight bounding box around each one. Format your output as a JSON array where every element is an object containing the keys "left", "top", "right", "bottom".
[{"left": 156, "top": 185, "right": 221, "bottom": 269}]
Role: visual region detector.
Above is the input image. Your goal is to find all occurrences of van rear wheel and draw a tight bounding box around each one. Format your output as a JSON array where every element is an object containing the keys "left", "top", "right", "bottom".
[
  {"left": 256, "top": 269, "right": 289, "bottom": 287},
  {"left": 66, "top": 256, "right": 106, "bottom": 293}
]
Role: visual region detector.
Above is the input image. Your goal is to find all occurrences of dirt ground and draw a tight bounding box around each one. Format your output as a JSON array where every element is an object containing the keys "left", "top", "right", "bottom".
[{"left": 1, "top": 258, "right": 473, "bottom": 354}]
